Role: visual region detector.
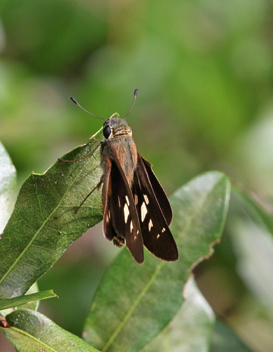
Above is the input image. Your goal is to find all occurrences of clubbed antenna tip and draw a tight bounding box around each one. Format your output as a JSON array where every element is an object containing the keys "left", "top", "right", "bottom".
[
  {"left": 70, "top": 97, "right": 78, "bottom": 104},
  {"left": 69, "top": 96, "right": 106, "bottom": 121},
  {"left": 124, "top": 88, "right": 139, "bottom": 119}
]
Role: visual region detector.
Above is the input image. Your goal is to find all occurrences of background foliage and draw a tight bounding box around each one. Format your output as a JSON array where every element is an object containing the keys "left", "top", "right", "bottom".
[{"left": 1, "top": 0, "right": 273, "bottom": 351}]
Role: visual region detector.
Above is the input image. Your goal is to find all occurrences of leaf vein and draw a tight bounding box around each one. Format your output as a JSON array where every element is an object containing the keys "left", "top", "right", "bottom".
[
  {"left": 0, "top": 166, "right": 89, "bottom": 287},
  {"left": 102, "top": 262, "right": 164, "bottom": 352},
  {"left": 33, "top": 173, "right": 46, "bottom": 222},
  {"left": 9, "top": 326, "right": 57, "bottom": 351}
]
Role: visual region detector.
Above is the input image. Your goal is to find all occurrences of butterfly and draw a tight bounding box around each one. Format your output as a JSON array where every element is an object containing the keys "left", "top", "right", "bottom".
[{"left": 70, "top": 90, "right": 178, "bottom": 264}]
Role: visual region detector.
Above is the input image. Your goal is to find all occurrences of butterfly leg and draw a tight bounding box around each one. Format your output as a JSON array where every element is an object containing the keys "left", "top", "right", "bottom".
[
  {"left": 76, "top": 176, "right": 103, "bottom": 213},
  {"left": 89, "top": 134, "right": 100, "bottom": 142}
]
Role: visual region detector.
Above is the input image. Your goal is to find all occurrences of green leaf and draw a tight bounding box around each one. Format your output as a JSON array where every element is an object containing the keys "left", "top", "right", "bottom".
[
  {"left": 232, "top": 185, "right": 273, "bottom": 235},
  {"left": 83, "top": 171, "right": 230, "bottom": 352},
  {"left": 2, "top": 308, "right": 100, "bottom": 352},
  {"left": 230, "top": 217, "right": 273, "bottom": 316},
  {"left": 0, "top": 130, "right": 104, "bottom": 298},
  {"left": 0, "top": 289, "right": 57, "bottom": 310},
  {"left": 0, "top": 283, "right": 40, "bottom": 316},
  {"left": 140, "top": 277, "right": 215, "bottom": 352},
  {"left": 19, "top": 282, "right": 40, "bottom": 311},
  {"left": 0, "top": 141, "right": 17, "bottom": 233}
]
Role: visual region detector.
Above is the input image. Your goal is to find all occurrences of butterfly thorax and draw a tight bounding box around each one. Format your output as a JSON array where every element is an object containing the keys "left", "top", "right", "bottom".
[{"left": 101, "top": 115, "right": 138, "bottom": 188}]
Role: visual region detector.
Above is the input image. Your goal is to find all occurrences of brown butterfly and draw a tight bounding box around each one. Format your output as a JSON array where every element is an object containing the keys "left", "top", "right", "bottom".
[{"left": 69, "top": 90, "right": 178, "bottom": 264}]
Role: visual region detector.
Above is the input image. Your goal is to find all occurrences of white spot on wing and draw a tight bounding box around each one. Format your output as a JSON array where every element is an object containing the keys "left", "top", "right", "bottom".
[
  {"left": 157, "top": 234, "right": 160, "bottom": 239},
  {"left": 130, "top": 221, "right": 133, "bottom": 232},
  {"left": 124, "top": 203, "right": 130, "bottom": 223},
  {"left": 148, "top": 219, "right": 153, "bottom": 231},
  {"left": 162, "top": 228, "right": 166, "bottom": 233},
  {"left": 144, "top": 194, "right": 149, "bottom": 204},
  {"left": 125, "top": 195, "right": 130, "bottom": 206},
  {"left": 106, "top": 211, "right": 111, "bottom": 223},
  {"left": 141, "top": 202, "right": 148, "bottom": 222}
]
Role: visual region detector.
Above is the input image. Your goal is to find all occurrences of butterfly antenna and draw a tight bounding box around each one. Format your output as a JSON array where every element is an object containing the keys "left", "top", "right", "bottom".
[
  {"left": 123, "top": 88, "right": 138, "bottom": 119},
  {"left": 70, "top": 97, "right": 106, "bottom": 121}
]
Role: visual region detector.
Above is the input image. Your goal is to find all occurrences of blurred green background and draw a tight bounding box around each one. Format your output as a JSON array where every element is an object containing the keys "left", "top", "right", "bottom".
[{"left": 1, "top": 0, "right": 273, "bottom": 351}]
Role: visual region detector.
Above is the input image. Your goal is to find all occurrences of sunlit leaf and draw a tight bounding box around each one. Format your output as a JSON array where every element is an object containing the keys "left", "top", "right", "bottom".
[
  {"left": 140, "top": 277, "right": 215, "bottom": 352},
  {"left": 232, "top": 185, "right": 273, "bottom": 235},
  {"left": 83, "top": 171, "right": 230, "bottom": 352},
  {"left": 231, "top": 218, "right": 273, "bottom": 317},
  {"left": 0, "top": 141, "right": 16, "bottom": 233}
]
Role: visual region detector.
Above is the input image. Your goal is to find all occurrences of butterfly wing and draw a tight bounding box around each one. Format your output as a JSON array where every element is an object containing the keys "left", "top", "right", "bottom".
[
  {"left": 133, "top": 153, "right": 178, "bottom": 261},
  {"left": 102, "top": 154, "right": 144, "bottom": 264},
  {"left": 102, "top": 156, "right": 116, "bottom": 242},
  {"left": 141, "top": 157, "right": 172, "bottom": 226}
]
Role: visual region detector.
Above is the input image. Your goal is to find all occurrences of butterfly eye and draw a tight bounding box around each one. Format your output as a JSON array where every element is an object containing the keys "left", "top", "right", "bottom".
[{"left": 103, "top": 125, "right": 111, "bottom": 139}]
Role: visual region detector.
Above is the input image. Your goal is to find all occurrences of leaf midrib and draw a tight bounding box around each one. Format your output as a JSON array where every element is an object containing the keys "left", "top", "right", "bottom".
[
  {"left": 101, "top": 175, "right": 227, "bottom": 351},
  {"left": 102, "top": 261, "right": 164, "bottom": 352},
  {"left": 0, "top": 166, "right": 89, "bottom": 287},
  {"left": 7, "top": 326, "right": 57, "bottom": 352}
]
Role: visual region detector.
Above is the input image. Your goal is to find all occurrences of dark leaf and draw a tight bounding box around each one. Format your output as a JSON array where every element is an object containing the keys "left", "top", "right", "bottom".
[{"left": 0, "top": 130, "right": 104, "bottom": 298}]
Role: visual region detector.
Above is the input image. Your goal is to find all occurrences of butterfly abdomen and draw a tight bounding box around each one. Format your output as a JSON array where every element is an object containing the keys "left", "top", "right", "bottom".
[{"left": 102, "top": 135, "right": 138, "bottom": 188}]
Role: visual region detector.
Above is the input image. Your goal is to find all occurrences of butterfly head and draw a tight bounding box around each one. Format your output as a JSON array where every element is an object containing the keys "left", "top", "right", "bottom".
[
  {"left": 70, "top": 90, "right": 138, "bottom": 141},
  {"left": 103, "top": 113, "right": 132, "bottom": 140}
]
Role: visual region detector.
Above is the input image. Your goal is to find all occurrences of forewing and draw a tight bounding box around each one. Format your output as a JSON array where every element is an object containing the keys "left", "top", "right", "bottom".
[
  {"left": 133, "top": 154, "right": 178, "bottom": 261},
  {"left": 105, "top": 152, "right": 144, "bottom": 264},
  {"left": 102, "top": 157, "right": 116, "bottom": 241},
  {"left": 141, "top": 157, "right": 172, "bottom": 225}
]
